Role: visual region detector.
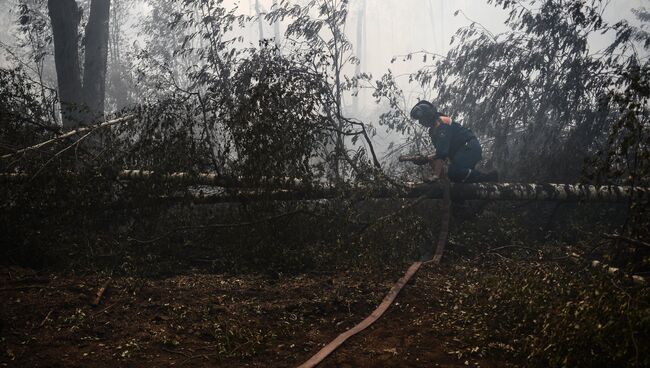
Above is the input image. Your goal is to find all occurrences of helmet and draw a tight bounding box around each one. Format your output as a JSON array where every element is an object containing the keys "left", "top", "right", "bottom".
[{"left": 410, "top": 100, "right": 439, "bottom": 123}]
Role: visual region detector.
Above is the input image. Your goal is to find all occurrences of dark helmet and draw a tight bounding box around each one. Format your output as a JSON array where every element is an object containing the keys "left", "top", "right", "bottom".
[{"left": 410, "top": 100, "right": 439, "bottom": 123}]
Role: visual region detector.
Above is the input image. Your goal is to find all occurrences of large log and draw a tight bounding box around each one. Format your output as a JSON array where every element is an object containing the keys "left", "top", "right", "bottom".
[
  {"left": 1, "top": 169, "right": 647, "bottom": 203},
  {"left": 117, "top": 170, "right": 304, "bottom": 189},
  {"left": 0, "top": 169, "right": 304, "bottom": 190},
  {"left": 444, "top": 182, "right": 647, "bottom": 203},
  {"left": 187, "top": 183, "right": 648, "bottom": 203}
]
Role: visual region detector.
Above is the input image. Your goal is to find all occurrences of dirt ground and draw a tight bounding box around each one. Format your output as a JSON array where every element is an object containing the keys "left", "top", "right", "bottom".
[{"left": 0, "top": 264, "right": 517, "bottom": 368}]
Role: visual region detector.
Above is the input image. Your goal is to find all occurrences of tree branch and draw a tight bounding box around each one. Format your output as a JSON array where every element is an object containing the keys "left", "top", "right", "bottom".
[
  {"left": 1, "top": 115, "right": 134, "bottom": 160},
  {"left": 604, "top": 233, "right": 650, "bottom": 248}
]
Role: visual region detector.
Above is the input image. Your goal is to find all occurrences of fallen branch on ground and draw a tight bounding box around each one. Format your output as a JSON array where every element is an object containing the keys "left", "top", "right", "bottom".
[
  {"left": 91, "top": 278, "right": 111, "bottom": 307},
  {"left": 604, "top": 233, "right": 650, "bottom": 248},
  {"left": 590, "top": 260, "right": 646, "bottom": 285},
  {"left": 38, "top": 310, "right": 53, "bottom": 328},
  {"left": 1, "top": 115, "right": 134, "bottom": 160}
]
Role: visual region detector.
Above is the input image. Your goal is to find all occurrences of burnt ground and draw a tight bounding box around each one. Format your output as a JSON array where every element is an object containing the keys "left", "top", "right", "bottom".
[{"left": 0, "top": 263, "right": 518, "bottom": 368}]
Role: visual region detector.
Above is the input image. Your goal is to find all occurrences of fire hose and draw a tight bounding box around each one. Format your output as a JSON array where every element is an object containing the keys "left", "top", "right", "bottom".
[{"left": 298, "top": 157, "right": 451, "bottom": 367}]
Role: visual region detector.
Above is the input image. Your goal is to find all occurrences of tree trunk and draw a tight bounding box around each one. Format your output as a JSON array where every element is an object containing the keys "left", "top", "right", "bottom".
[
  {"left": 353, "top": 0, "right": 366, "bottom": 113},
  {"left": 82, "top": 0, "right": 111, "bottom": 124},
  {"left": 255, "top": 0, "right": 264, "bottom": 42},
  {"left": 272, "top": 0, "right": 280, "bottom": 48},
  {"left": 47, "top": 0, "right": 83, "bottom": 130},
  {"left": 48, "top": 0, "right": 110, "bottom": 130},
  {"left": 108, "top": 0, "right": 129, "bottom": 110}
]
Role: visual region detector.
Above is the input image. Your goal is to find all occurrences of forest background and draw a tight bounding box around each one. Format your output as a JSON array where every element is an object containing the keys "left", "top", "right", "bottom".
[{"left": 0, "top": 0, "right": 649, "bottom": 366}]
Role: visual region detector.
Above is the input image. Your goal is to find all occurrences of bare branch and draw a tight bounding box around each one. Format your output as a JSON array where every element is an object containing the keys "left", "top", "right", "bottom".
[
  {"left": 1, "top": 115, "right": 134, "bottom": 160},
  {"left": 604, "top": 234, "right": 650, "bottom": 248}
]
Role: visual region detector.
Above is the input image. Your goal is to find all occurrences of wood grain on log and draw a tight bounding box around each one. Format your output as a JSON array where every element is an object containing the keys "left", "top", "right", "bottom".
[{"left": 2, "top": 169, "right": 648, "bottom": 203}]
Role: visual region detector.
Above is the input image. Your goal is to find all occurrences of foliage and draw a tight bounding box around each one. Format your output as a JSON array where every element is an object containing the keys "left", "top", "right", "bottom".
[
  {"left": 375, "top": 1, "right": 647, "bottom": 185},
  {"left": 268, "top": 0, "right": 381, "bottom": 182},
  {"left": 1, "top": 1, "right": 650, "bottom": 367},
  {"left": 372, "top": 0, "right": 650, "bottom": 241},
  {"left": 16, "top": 0, "right": 51, "bottom": 73},
  {"left": 585, "top": 6, "right": 650, "bottom": 238},
  {"left": 131, "top": 0, "right": 383, "bottom": 185},
  {"left": 0, "top": 67, "right": 58, "bottom": 152},
  {"left": 7, "top": 0, "right": 60, "bottom": 122},
  {"left": 428, "top": 202, "right": 648, "bottom": 367},
  {"left": 0, "top": 1, "right": 406, "bottom": 274},
  {"left": 227, "top": 47, "right": 329, "bottom": 181},
  {"left": 442, "top": 251, "right": 650, "bottom": 367}
]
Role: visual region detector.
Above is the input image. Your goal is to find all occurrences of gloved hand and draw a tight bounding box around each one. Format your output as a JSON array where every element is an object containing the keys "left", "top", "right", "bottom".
[
  {"left": 398, "top": 154, "right": 435, "bottom": 165},
  {"left": 412, "top": 156, "right": 431, "bottom": 165}
]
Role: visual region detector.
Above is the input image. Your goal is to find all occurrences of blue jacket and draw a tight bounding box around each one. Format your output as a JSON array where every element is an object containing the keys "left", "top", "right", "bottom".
[{"left": 428, "top": 119, "right": 476, "bottom": 160}]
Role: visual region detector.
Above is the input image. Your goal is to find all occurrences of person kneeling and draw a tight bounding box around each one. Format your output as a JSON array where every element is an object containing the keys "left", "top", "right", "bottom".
[{"left": 410, "top": 100, "right": 498, "bottom": 183}]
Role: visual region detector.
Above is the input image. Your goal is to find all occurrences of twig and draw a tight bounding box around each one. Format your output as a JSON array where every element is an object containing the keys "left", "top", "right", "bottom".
[
  {"left": 180, "top": 353, "right": 219, "bottom": 365},
  {"left": 456, "top": 9, "right": 497, "bottom": 41},
  {"left": 604, "top": 233, "right": 650, "bottom": 248},
  {"left": 29, "top": 130, "right": 95, "bottom": 181},
  {"left": 38, "top": 310, "right": 53, "bottom": 328},
  {"left": 92, "top": 302, "right": 117, "bottom": 317},
  {"left": 358, "top": 189, "right": 436, "bottom": 233},
  {"left": 487, "top": 245, "right": 542, "bottom": 254},
  {"left": 339, "top": 116, "right": 382, "bottom": 169},
  {"left": 486, "top": 252, "right": 514, "bottom": 262},
  {"left": 162, "top": 348, "right": 191, "bottom": 357},
  {"left": 91, "top": 278, "right": 111, "bottom": 307}
]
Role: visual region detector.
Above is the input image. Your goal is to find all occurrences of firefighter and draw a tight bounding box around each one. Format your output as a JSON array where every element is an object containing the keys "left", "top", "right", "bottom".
[{"left": 410, "top": 100, "right": 498, "bottom": 183}]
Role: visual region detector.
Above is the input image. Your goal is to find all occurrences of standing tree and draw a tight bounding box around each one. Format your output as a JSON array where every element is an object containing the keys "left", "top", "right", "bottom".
[
  {"left": 272, "top": 0, "right": 280, "bottom": 48},
  {"left": 352, "top": 0, "right": 366, "bottom": 113},
  {"left": 106, "top": 0, "right": 133, "bottom": 110},
  {"left": 16, "top": 0, "right": 59, "bottom": 124},
  {"left": 269, "top": 0, "right": 381, "bottom": 181},
  {"left": 47, "top": 0, "right": 110, "bottom": 130},
  {"left": 255, "top": 0, "right": 264, "bottom": 42}
]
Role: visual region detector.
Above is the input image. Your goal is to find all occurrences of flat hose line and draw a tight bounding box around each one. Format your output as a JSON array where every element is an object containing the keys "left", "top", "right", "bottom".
[{"left": 297, "top": 178, "right": 452, "bottom": 368}]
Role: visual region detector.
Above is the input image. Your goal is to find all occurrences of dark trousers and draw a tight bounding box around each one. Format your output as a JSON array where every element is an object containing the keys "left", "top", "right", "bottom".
[{"left": 448, "top": 138, "right": 483, "bottom": 183}]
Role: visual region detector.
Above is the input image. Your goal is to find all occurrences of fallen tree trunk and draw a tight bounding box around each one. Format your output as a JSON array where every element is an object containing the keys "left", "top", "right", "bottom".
[
  {"left": 0, "top": 115, "right": 134, "bottom": 159},
  {"left": 0, "top": 169, "right": 305, "bottom": 189},
  {"left": 116, "top": 170, "right": 304, "bottom": 189},
  {"left": 448, "top": 182, "right": 648, "bottom": 202},
  {"left": 1, "top": 170, "right": 648, "bottom": 202},
  {"left": 187, "top": 182, "right": 648, "bottom": 203}
]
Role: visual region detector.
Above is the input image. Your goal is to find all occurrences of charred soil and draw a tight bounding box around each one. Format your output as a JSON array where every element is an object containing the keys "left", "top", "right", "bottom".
[{"left": 1, "top": 264, "right": 517, "bottom": 368}]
